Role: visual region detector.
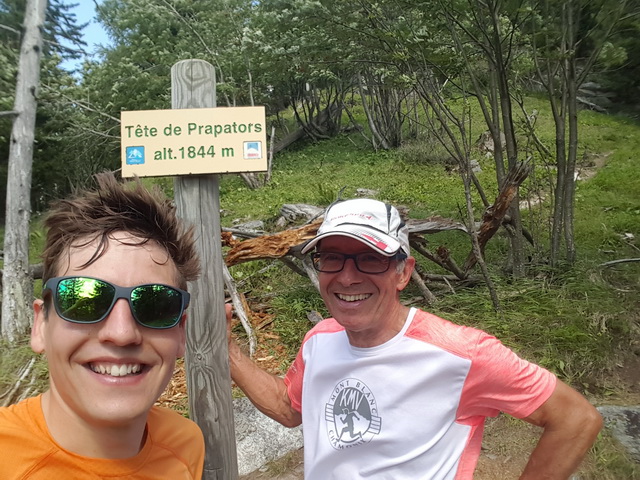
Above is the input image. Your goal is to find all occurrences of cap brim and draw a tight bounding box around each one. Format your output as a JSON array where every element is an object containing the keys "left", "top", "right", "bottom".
[{"left": 301, "top": 226, "right": 402, "bottom": 256}]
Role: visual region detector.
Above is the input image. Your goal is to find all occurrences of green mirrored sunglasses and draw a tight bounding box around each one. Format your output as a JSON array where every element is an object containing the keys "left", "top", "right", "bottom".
[{"left": 43, "top": 276, "right": 190, "bottom": 329}]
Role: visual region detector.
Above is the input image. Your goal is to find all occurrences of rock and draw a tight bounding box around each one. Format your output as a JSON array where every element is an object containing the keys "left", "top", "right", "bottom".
[
  {"left": 581, "top": 81, "right": 602, "bottom": 91},
  {"left": 234, "top": 220, "right": 266, "bottom": 235},
  {"left": 476, "top": 131, "right": 506, "bottom": 156},
  {"left": 279, "top": 204, "right": 324, "bottom": 224},
  {"left": 356, "top": 188, "right": 379, "bottom": 197},
  {"left": 577, "top": 96, "right": 607, "bottom": 113},
  {"left": 234, "top": 397, "right": 303, "bottom": 475},
  {"left": 597, "top": 405, "right": 640, "bottom": 462},
  {"left": 307, "top": 310, "right": 324, "bottom": 324}
]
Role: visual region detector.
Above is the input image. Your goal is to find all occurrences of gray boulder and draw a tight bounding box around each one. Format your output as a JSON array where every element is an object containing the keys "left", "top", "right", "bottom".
[
  {"left": 234, "top": 397, "right": 303, "bottom": 475},
  {"left": 598, "top": 405, "right": 640, "bottom": 462}
]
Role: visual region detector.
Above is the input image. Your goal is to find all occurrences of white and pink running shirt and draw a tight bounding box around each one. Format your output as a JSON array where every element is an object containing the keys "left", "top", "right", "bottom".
[{"left": 284, "top": 308, "right": 556, "bottom": 480}]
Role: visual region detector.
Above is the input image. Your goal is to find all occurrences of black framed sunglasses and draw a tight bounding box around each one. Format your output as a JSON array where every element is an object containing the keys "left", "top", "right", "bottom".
[
  {"left": 311, "top": 251, "right": 407, "bottom": 274},
  {"left": 43, "top": 276, "right": 190, "bottom": 329}
]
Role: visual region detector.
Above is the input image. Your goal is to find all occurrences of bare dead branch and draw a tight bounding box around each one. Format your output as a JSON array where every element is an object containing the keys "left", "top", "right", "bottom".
[
  {"left": 1, "top": 358, "right": 36, "bottom": 408},
  {"left": 599, "top": 258, "right": 640, "bottom": 268},
  {"left": 411, "top": 270, "right": 438, "bottom": 304},
  {"left": 223, "top": 264, "right": 257, "bottom": 357}
]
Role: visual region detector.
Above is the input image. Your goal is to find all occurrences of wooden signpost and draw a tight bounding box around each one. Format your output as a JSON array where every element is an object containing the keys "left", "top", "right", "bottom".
[{"left": 120, "top": 59, "right": 267, "bottom": 480}]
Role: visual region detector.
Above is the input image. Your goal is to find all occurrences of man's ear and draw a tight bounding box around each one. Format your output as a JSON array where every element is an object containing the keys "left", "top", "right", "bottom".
[
  {"left": 397, "top": 256, "right": 416, "bottom": 291},
  {"left": 31, "top": 299, "right": 47, "bottom": 354}
]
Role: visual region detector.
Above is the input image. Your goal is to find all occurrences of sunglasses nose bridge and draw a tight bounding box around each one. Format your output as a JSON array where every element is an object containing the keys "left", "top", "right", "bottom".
[
  {"left": 106, "top": 285, "right": 134, "bottom": 314},
  {"left": 95, "top": 284, "right": 137, "bottom": 323},
  {"left": 97, "top": 294, "right": 143, "bottom": 345},
  {"left": 114, "top": 286, "right": 144, "bottom": 324}
]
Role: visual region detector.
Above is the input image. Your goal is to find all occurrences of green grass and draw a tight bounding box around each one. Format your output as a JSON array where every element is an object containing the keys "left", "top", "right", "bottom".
[
  {"left": 269, "top": 284, "right": 327, "bottom": 357},
  {"left": 585, "top": 432, "right": 640, "bottom": 479}
]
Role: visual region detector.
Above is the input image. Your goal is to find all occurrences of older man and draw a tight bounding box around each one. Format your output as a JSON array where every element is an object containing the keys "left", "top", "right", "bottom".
[{"left": 228, "top": 198, "right": 602, "bottom": 480}]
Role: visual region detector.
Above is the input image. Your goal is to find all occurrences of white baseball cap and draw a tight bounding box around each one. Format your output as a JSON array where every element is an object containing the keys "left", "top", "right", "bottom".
[{"left": 301, "top": 199, "right": 410, "bottom": 256}]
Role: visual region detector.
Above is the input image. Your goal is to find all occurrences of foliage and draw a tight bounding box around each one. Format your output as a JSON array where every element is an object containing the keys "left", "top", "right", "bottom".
[
  {"left": 585, "top": 432, "right": 640, "bottom": 479},
  {"left": 428, "top": 268, "right": 631, "bottom": 387}
]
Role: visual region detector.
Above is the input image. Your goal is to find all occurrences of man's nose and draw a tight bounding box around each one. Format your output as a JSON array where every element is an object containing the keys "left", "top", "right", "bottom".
[
  {"left": 96, "top": 299, "right": 143, "bottom": 346},
  {"left": 336, "top": 257, "right": 362, "bottom": 284}
]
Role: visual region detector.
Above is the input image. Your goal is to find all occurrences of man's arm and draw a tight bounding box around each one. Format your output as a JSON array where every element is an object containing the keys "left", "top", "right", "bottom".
[
  {"left": 519, "top": 380, "right": 603, "bottom": 480},
  {"left": 226, "top": 305, "right": 302, "bottom": 428}
]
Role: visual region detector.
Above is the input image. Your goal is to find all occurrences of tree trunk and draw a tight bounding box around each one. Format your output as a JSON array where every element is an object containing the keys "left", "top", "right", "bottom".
[
  {"left": 1, "top": 0, "right": 47, "bottom": 342},
  {"left": 564, "top": 3, "right": 578, "bottom": 265},
  {"left": 489, "top": 0, "right": 525, "bottom": 277},
  {"left": 550, "top": 106, "right": 567, "bottom": 267},
  {"left": 357, "top": 74, "right": 391, "bottom": 150},
  {"left": 549, "top": 2, "right": 572, "bottom": 267}
]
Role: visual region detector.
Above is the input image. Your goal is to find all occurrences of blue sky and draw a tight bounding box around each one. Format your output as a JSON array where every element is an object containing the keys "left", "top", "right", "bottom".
[
  {"left": 63, "top": 1, "right": 110, "bottom": 70},
  {"left": 74, "top": 1, "right": 109, "bottom": 53}
]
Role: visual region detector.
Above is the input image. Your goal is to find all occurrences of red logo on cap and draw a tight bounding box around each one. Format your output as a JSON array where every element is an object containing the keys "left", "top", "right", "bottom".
[{"left": 361, "top": 233, "right": 389, "bottom": 251}]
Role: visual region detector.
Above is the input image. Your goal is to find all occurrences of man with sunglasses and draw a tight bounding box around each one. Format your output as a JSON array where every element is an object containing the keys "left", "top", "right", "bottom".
[
  {"left": 0, "top": 173, "right": 204, "bottom": 479},
  {"left": 228, "top": 198, "right": 602, "bottom": 479}
]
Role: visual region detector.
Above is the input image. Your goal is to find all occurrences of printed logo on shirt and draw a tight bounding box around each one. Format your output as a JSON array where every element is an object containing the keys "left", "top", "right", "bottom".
[{"left": 325, "top": 377, "right": 381, "bottom": 449}]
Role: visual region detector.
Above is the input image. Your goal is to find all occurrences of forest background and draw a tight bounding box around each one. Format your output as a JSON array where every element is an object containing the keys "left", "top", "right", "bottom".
[{"left": 1, "top": 0, "right": 639, "bottom": 478}]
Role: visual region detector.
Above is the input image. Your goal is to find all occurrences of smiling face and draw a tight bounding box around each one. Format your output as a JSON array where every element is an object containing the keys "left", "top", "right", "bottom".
[
  {"left": 317, "top": 236, "right": 415, "bottom": 347},
  {"left": 31, "top": 232, "right": 186, "bottom": 456}
]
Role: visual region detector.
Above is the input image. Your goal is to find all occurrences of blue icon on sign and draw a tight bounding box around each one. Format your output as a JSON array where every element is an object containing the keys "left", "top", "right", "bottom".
[
  {"left": 243, "top": 141, "right": 262, "bottom": 159},
  {"left": 126, "top": 146, "right": 145, "bottom": 165}
]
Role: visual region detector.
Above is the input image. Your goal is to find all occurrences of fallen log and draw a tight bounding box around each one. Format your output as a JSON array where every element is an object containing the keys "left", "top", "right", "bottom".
[
  {"left": 225, "top": 220, "right": 322, "bottom": 266},
  {"left": 223, "top": 208, "right": 478, "bottom": 306},
  {"left": 224, "top": 214, "right": 469, "bottom": 267},
  {"left": 1, "top": 357, "right": 35, "bottom": 408},
  {"left": 406, "top": 216, "right": 468, "bottom": 235},
  {"left": 223, "top": 264, "right": 257, "bottom": 357},
  {"left": 272, "top": 106, "right": 340, "bottom": 155}
]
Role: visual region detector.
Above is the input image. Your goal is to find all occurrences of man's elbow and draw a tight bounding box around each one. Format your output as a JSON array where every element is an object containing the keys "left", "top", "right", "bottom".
[
  {"left": 566, "top": 402, "right": 604, "bottom": 450},
  {"left": 584, "top": 405, "right": 604, "bottom": 440},
  {"left": 277, "top": 408, "right": 302, "bottom": 428},
  {"left": 279, "top": 416, "right": 302, "bottom": 428}
]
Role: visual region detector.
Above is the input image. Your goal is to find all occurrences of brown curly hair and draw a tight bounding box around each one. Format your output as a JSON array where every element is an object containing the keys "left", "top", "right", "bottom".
[{"left": 41, "top": 172, "right": 200, "bottom": 289}]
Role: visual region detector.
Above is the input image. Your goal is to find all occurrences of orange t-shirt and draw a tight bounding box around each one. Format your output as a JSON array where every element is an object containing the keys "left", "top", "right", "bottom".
[{"left": 0, "top": 395, "right": 204, "bottom": 479}]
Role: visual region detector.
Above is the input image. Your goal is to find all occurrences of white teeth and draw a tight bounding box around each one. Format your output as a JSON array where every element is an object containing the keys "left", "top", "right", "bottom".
[
  {"left": 90, "top": 363, "right": 142, "bottom": 377},
  {"left": 337, "top": 293, "right": 371, "bottom": 302}
]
